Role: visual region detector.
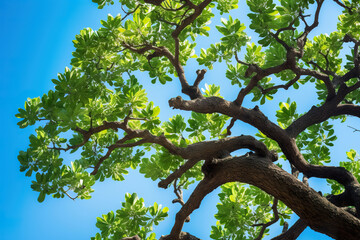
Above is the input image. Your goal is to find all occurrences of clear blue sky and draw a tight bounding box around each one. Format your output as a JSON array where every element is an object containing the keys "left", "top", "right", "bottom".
[{"left": 1, "top": 1, "right": 358, "bottom": 239}]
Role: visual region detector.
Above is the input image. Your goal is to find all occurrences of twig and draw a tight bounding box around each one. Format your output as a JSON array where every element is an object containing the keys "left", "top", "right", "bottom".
[
  {"left": 234, "top": 51, "right": 250, "bottom": 66},
  {"left": 333, "top": 0, "right": 353, "bottom": 13},
  {"left": 297, "top": 0, "right": 324, "bottom": 48},
  {"left": 270, "top": 18, "right": 297, "bottom": 51},
  {"left": 120, "top": 5, "right": 142, "bottom": 22},
  {"left": 226, "top": 118, "right": 237, "bottom": 136},
  {"left": 253, "top": 198, "right": 280, "bottom": 240},
  {"left": 259, "top": 74, "right": 301, "bottom": 95},
  {"left": 193, "top": 69, "right": 207, "bottom": 87},
  {"left": 61, "top": 188, "right": 79, "bottom": 201},
  {"left": 172, "top": 179, "right": 190, "bottom": 222},
  {"left": 159, "top": 1, "right": 188, "bottom": 11},
  {"left": 343, "top": 34, "right": 360, "bottom": 67},
  {"left": 348, "top": 126, "right": 360, "bottom": 133}
]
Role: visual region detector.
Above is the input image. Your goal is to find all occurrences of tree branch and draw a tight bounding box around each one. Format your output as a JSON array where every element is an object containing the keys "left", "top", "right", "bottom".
[
  {"left": 333, "top": 0, "right": 353, "bottom": 13},
  {"left": 163, "top": 175, "right": 220, "bottom": 240},
  {"left": 158, "top": 135, "right": 278, "bottom": 188},
  {"left": 225, "top": 117, "right": 237, "bottom": 136},
  {"left": 295, "top": 66, "right": 336, "bottom": 99},
  {"left": 253, "top": 198, "right": 280, "bottom": 240},
  {"left": 270, "top": 18, "right": 297, "bottom": 51},
  {"left": 271, "top": 219, "right": 307, "bottom": 240},
  {"left": 258, "top": 74, "right": 300, "bottom": 95},
  {"left": 168, "top": 96, "right": 360, "bottom": 199},
  {"left": 334, "top": 104, "right": 360, "bottom": 118},
  {"left": 164, "top": 155, "right": 360, "bottom": 240},
  {"left": 171, "top": 0, "right": 212, "bottom": 39},
  {"left": 193, "top": 69, "right": 207, "bottom": 87},
  {"left": 297, "top": 0, "right": 324, "bottom": 50},
  {"left": 172, "top": 179, "right": 190, "bottom": 222}
]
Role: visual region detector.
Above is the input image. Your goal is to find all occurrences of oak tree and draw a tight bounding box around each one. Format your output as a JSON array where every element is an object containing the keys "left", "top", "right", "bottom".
[{"left": 17, "top": 0, "right": 360, "bottom": 239}]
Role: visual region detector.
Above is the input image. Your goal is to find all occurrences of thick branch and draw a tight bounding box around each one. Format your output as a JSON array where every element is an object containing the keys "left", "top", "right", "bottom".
[
  {"left": 215, "top": 156, "right": 360, "bottom": 239},
  {"left": 165, "top": 155, "right": 360, "bottom": 240},
  {"left": 169, "top": 96, "right": 359, "bottom": 191},
  {"left": 271, "top": 219, "right": 307, "bottom": 240},
  {"left": 164, "top": 175, "right": 220, "bottom": 240},
  {"left": 334, "top": 104, "right": 360, "bottom": 118},
  {"left": 66, "top": 114, "right": 276, "bottom": 179},
  {"left": 158, "top": 135, "right": 277, "bottom": 188}
]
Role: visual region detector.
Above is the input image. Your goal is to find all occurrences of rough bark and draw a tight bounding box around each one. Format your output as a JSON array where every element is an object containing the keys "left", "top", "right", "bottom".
[{"left": 164, "top": 155, "right": 360, "bottom": 240}]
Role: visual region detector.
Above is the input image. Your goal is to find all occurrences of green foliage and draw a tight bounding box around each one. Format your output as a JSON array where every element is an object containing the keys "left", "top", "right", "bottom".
[
  {"left": 216, "top": 16, "right": 249, "bottom": 52},
  {"left": 92, "top": 0, "right": 114, "bottom": 9},
  {"left": 247, "top": 0, "right": 313, "bottom": 45},
  {"left": 17, "top": 0, "right": 360, "bottom": 238},
  {"left": 274, "top": 99, "right": 338, "bottom": 164},
  {"left": 15, "top": 97, "right": 41, "bottom": 128},
  {"left": 16, "top": 73, "right": 158, "bottom": 201},
  {"left": 328, "top": 149, "right": 360, "bottom": 195},
  {"left": 303, "top": 32, "right": 344, "bottom": 73},
  {"left": 338, "top": 4, "right": 360, "bottom": 39},
  {"left": 186, "top": 111, "right": 229, "bottom": 141},
  {"left": 275, "top": 98, "right": 298, "bottom": 129},
  {"left": 296, "top": 121, "right": 337, "bottom": 165},
  {"left": 256, "top": 131, "right": 281, "bottom": 153},
  {"left": 215, "top": 0, "right": 239, "bottom": 14},
  {"left": 201, "top": 83, "right": 222, "bottom": 98},
  {"left": 211, "top": 183, "right": 292, "bottom": 240},
  {"left": 92, "top": 193, "right": 168, "bottom": 240},
  {"left": 197, "top": 16, "right": 249, "bottom": 69}
]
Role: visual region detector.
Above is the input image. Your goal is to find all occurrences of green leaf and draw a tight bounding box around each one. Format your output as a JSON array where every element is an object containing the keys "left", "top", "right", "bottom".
[{"left": 38, "top": 191, "right": 46, "bottom": 203}]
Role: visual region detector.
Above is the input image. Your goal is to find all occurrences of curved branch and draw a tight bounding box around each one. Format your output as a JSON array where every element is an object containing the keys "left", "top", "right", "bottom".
[
  {"left": 295, "top": 66, "right": 336, "bottom": 98},
  {"left": 163, "top": 175, "right": 221, "bottom": 240},
  {"left": 122, "top": 42, "right": 204, "bottom": 100},
  {"left": 169, "top": 96, "right": 359, "bottom": 191},
  {"left": 333, "top": 0, "right": 353, "bottom": 13},
  {"left": 271, "top": 219, "right": 307, "bottom": 240},
  {"left": 164, "top": 155, "right": 360, "bottom": 240},
  {"left": 286, "top": 82, "right": 359, "bottom": 138},
  {"left": 297, "top": 0, "right": 323, "bottom": 49},
  {"left": 215, "top": 156, "right": 360, "bottom": 239},
  {"left": 171, "top": 0, "right": 212, "bottom": 39},
  {"left": 65, "top": 112, "right": 277, "bottom": 180},
  {"left": 158, "top": 135, "right": 277, "bottom": 188},
  {"left": 258, "top": 74, "right": 300, "bottom": 94}
]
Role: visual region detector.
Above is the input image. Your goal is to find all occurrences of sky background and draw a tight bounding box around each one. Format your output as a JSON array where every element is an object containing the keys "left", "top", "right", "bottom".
[{"left": 1, "top": 0, "right": 359, "bottom": 239}]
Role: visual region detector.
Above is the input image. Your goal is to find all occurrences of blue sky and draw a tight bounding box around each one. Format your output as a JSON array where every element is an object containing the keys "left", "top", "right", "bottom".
[{"left": 1, "top": 0, "right": 359, "bottom": 239}]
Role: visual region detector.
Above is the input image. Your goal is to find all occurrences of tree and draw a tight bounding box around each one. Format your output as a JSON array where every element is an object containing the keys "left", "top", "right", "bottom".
[{"left": 16, "top": 0, "right": 360, "bottom": 239}]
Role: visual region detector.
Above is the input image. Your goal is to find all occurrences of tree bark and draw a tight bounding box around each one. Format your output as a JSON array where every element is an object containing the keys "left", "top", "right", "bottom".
[{"left": 166, "top": 155, "right": 360, "bottom": 240}]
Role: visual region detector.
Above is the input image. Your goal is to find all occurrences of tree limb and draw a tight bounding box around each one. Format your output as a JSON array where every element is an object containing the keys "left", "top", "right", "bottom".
[
  {"left": 271, "top": 219, "right": 307, "bottom": 240},
  {"left": 168, "top": 96, "right": 360, "bottom": 196},
  {"left": 164, "top": 155, "right": 360, "bottom": 240}
]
